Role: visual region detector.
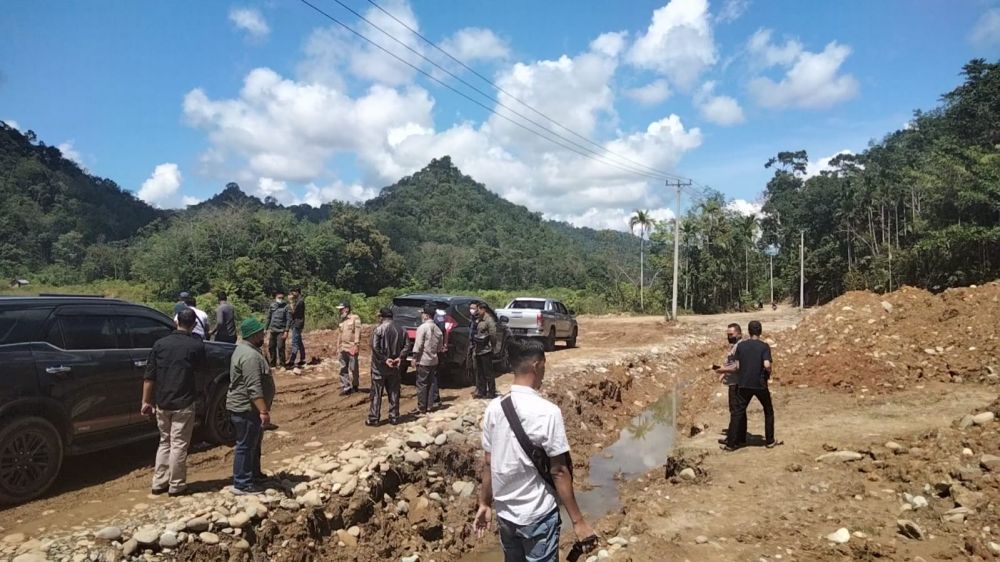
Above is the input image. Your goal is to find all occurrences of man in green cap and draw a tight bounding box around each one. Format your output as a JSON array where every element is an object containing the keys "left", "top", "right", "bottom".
[{"left": 226, "top": 318, "right": 276, "bottom": 494}]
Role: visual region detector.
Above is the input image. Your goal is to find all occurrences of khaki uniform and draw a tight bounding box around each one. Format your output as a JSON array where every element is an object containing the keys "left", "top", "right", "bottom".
[
  {"left": 472, "top": 313, "right": 498, "bottom": 398},
  {"left": 338, "top": 313, "right": 362, "bottom": 392}
]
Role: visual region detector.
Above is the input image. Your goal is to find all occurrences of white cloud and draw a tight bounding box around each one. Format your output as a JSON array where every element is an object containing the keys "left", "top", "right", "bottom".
[
  {"left": 716, "top": 0, "right": 750, "bottom": 23},
  {"left": 726, "top": 198, "right": 762, "bottom": 216},
  {"left": 804, "top": 149, "right": 854, "bottom": 178},
  {"left": 182, "top": 196, "right": 202, "bottom": 206},
  {"left": 552, "top": 207, "right": 675, "bottom": 231},
  {"left": 693, "top": 81, "right": 744, "bottom": 125},
  {"left": 57, "top": 141, "right": 85, "bottom": 168},
  {"left": 304, "top": 181, "right": 379, "bottom": 206},
  {"left": 590, "top": 31, "right": 629, "bottom": 58},
  {"left": 970, "top": 8, "right": 1000, "bottom": 48},
  {"left": 627, "top": 0, "right": 717, "bottom": 90},
  {"left": 440, "top": 27, "right": 510, "bottom": 62},
  {"left": 625, "top": 79, "right": 672, "bottom": 106},
  {"left": 229, "top": 7, "right": 270, "bottom": 40},
  {"left": 3, "top": 119, "right": 19, "bottom": 131},
  {"left": 137, "top": 163, "right": 186, "bottom": 208},
  {"left": 747, "top": 29, "right": 858, "bottom": 109}
]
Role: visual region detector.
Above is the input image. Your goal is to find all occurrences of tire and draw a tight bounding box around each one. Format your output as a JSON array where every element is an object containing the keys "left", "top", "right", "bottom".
[
  {"left": 204, "top": 383, "right": 235, "bottom": 446},
  {"left": 567, "top": 327, "right": 578, "bottom": 348},
  {"left": 0, "top": 416, "right": 64, "bottom": 505},
  {"left": 544, "top": 328, "right": 556, "bottom": 352},
  {"left": 495, "top": 343, "right": 511, "bottom": 374}
]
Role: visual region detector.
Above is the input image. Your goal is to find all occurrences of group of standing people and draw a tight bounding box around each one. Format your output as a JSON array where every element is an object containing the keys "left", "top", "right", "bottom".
[
  {"left": 263, "top": 288, "right": 307, "bottom": 369},
  {"left": 173, "top": 290, "right": 237, "bottom": 343}
]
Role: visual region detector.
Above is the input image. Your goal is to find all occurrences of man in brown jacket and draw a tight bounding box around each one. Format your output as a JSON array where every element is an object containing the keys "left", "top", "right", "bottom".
[{"left": 337, "top": 301, "right": 362, "bottom": 396}]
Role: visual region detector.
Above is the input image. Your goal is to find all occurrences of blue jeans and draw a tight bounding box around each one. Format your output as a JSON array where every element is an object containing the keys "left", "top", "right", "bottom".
[
  {"left": 498, "top": 508, "right": 560, "bottom": 562},
  {"left": 230, "top": 411, "right": 262, "bottom": 490},
  {"left": 288, "top": 326, "right": 305, "bottom": 365}
]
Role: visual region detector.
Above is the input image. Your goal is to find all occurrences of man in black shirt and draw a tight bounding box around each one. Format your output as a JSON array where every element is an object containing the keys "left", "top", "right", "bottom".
[
  {"left": 719, "top": 320, "right": 775, "bottom": 450},
  {"left": 141, "top": 308, "right": 207, "bottom": 496}
]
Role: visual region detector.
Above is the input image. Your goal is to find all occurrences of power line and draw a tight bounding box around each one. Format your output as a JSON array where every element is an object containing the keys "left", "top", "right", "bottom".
[
  {"left": 299, "top": 0, "right": 686, "bottom": 182},
  {"left": 364, "top": 0, "right": 691, "bottom": 182}
]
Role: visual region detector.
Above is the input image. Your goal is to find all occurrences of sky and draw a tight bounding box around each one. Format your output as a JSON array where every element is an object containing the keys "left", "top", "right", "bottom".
[{"left": 2, "top": 0, "right": 998, "bottom": 230}]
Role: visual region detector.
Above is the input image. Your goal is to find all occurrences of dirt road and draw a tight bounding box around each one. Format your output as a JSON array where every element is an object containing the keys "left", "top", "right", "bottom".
[{"left": 1, "top": 311, "right": 782, "bottom": 536}]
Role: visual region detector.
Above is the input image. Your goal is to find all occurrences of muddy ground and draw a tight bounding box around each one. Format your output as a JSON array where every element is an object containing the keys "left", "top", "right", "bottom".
[{"left": 1, "top": 284, "right": 998, "bottom": 562}]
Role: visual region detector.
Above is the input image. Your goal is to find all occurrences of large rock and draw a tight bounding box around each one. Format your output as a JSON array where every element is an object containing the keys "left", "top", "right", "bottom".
[
  {"left": 406, "top": 433, "right": 434, "bottom": 449},
  {"left": 133, "top": 527, "right": 161, "bottom": 545},
  {"left": 953, "top": 484, "right": 985, "bottom": 509},
  {"left": 199, "top": 532, "right": 220, "bottom": 545},
  {"left": 679, "top": 468, "right": 697, "bottom": 481},
  {"left": 2, "top": 533, "right": 27, "bottom": 545},
  {"left": 228, "top": 512, "right": 252, "bottom": 529},
  {"left": 335, "top": 529, "right": 358, "bottom": 548},
  {"left": 897, "top": 520, "right": 925, "bottom": 540},
  {"left": 158, "top": 532, "right": 179, "bottom": 548},
  {"left": 339, "top": 478, "right": 358, "bottom": 497},
  {"left": 826, "top": 528, "right": 850, "bottom": 544},
  {"left": 122, "top": 539, "right": 139, "bottom": 556},
  {"left": 185, "top": 517, "right": 210, "bottom": 532},
  {"left": 95, "top": 526, "right": 122, "bottom": 541},
  {"left": 302, "top": 490, "right": 324, "bottom": 507},
  {"left": 11, "top": 554, "right": 46, "bottom": 562},
  {"left": 404, "top": 452, "right": 424, "bottom": 466},
  {"left": 815, "top": 451, "right": 864, "bottom": 463},
  {"left": 980, "top": 454, "right": 1000, "bottom": 472},
  {"left": 972, "top": 412, "right": 995, "bottom": 425}
]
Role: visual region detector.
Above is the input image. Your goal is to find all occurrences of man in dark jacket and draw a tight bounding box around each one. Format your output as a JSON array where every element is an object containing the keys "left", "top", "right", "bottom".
[
  {"left": 213, "top": 291, "right": 238, "bottom": 344},
  {"left": 264, "top": 290, "right": 292, "bottom": 368},
  {"left": 470, "top": 302, "right": 498, "bottom": 399},
  {"left": 367, "top": 307, "right": 407, "bottom": 426},
  {"left": 141, "top": 308, "right": 206, "bottom": 496},
  {"left": 286, "top": 288, "right": 307, "bottom": 368}
]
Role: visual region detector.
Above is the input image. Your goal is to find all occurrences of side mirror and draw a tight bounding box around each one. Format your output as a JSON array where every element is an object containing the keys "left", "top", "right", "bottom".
[
  {"left": 568, "top": 309, "right": 575, "bottom": 316},
  {"left": 499, "top": 315, "right": 510, "bottom": 324}
]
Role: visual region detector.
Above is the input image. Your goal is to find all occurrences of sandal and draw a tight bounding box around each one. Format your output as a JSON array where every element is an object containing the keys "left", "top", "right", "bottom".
[{"left": 765, "top": 440, "right": 783, "bottom": 449}]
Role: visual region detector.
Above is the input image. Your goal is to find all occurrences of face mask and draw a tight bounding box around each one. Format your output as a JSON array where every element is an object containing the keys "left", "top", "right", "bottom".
[
  {"left": 470, "top": 309, "right": 477, "bottom": 316},
  {"left": 727, "top": 335, "right": 740, "bottom": 344},
  {"left": 276, "top": 298, "right": 283, "bottom": 303}
]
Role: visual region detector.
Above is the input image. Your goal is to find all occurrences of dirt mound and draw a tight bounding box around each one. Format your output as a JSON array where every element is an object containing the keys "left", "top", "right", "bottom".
[{"left": 773, "top": 282, "right": 1000, "bottom": 392}]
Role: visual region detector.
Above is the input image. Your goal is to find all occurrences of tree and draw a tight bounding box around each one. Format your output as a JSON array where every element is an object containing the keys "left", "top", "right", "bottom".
[{"left": 629, "top": 210, "right": 654, "bottom": 312}]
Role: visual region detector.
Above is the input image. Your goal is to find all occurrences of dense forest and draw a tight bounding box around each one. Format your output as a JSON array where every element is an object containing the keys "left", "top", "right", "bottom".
[{"left": 1, "top": 58, "right": 996, "bottom": 319}]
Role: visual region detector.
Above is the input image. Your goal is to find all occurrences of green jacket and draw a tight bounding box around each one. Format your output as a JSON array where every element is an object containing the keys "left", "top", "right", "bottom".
[
  {"left": 473, "top": 313, "right": 498, "bottom": 356},
  {"left": 226, "top": 341, "right": 276, "bottom": 413}
]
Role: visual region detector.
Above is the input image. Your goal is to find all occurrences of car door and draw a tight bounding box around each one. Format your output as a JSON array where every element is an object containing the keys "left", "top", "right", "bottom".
[
  {"left": 33, "top": 306, "right": 136, "bottom": 439},
  {"left": 116, "top": 310, "right": 174, "bottom": 424},
  {"left": 554, "top": 302, "right": 571, "bottom": 336}
]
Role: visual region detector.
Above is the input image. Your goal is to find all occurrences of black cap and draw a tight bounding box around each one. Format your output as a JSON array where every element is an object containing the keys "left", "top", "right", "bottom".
[
  {"left": 378, "top": 306, "right": 393, "bottom": 318},
  {"left": 421, "top": 302, "right": 436, "bottom": 316},
  {"left": 337, "top": 300, "right": 350, "bottom": 309},
  {"left": 179, "top": 291, "right": 190, "bottom": 298}
]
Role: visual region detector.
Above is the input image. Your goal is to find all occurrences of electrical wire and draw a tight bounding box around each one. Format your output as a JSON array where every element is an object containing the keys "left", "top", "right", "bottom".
[
  {"left": 298, "top": 0, "right": 689, "bottom": 182},
  {"left": 364, "top": 0, "right": 693, "bottom": 182}
]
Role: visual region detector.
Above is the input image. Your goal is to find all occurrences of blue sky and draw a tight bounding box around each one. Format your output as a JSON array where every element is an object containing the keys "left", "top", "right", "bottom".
[{"left": 2, "top": 0, "right": 998, "bottom": 229}]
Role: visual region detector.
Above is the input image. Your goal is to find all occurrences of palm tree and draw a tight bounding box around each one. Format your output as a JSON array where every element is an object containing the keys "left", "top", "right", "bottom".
[{"left": 629, "top": 210, "right": 654, "bottom": 312}]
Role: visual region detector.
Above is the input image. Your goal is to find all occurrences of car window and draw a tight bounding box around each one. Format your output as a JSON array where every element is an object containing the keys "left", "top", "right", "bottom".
[
  {"left": 509, "top": 300, "right": 545, "bottom": 310},
  {"left": 449, "top": 303, "right": 471, "bottom": 325},
  {"left": 123, "top": 316, "right": 173, "bottom": 348},
  {"left": 58, "top": 316, "right": 118, "bottom": 350},
  {"left": 0, "top": 308, "right": 52, "bottom": 345},
  {"left": 556, "top": 303, "right": 568, "bottom": 314}
]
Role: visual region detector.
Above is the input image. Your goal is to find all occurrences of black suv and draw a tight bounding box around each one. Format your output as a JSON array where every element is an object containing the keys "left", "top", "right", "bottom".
[
  {"left": 391, "top": 293, "right": 511, "bottom": 385},
  {"left": 0, "top": 296, "right": 235, "bottom": 504}
]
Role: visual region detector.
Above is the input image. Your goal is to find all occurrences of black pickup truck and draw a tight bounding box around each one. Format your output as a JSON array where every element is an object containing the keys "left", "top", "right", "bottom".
[{"left": 0, "top": 296, "right": 235, "bottom": 504}]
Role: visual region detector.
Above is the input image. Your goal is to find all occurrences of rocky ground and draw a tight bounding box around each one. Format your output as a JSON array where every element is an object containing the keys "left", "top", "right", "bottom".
[{"left": 1, "top": 284, "right": 997, "bottom": 562}]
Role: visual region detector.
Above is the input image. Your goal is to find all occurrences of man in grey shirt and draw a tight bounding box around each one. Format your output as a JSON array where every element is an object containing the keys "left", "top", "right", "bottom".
[
  {"left": 410, "top": 302, "right": 443, "bottom": 415},
  {"left": 213, "top": 291, "right": 237, "bottom": 344}
]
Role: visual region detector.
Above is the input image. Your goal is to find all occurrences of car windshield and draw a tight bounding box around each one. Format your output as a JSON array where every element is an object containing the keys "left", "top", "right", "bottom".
[{"left": 508, "top": 300, "right": 545, "bottom": 310}]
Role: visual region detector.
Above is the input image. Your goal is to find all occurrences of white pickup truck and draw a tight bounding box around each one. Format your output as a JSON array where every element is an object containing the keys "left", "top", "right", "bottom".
[{"left": 496, "top": 297, "right": 578, "bottom": 351}]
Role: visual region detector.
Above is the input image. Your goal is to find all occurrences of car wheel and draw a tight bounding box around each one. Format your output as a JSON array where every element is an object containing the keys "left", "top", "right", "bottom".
[
  {"left": 0, "top": 416, "right": 64, "bottom": 505},
  {"left": 567, "top": 327, "right": 578, "bottom": 348},
  {"left": 545, "top": 328, "right": 557, "bottom": 352},
  {"left": 204, "top": 383, "right": 235, "bottom": 446}
]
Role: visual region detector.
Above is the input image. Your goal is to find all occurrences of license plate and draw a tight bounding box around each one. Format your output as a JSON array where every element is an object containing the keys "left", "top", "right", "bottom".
[{"left": 511, "top": 328, "right": 527, "bottom": 335}]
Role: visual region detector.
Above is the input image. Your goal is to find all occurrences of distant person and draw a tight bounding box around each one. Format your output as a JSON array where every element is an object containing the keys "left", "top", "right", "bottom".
[
  {"left": 473, "top": 339, "right": 597, "bottom": 561},
  {"left": 712, "top": 323, "right": 743, "bottom": 446},
  {"left": 213, "top": 291, "right": 237, "bottom": 344},
  {"left": 173, "top": 291, "right": 190, "bottom": 316},
  {"left": 286, "top": 288, "right": 307, "bottom": 368},
  {"left": 367, "top": 307, "right": 407, "bottom": 426},
  {"left": 719, "top": 320, "right": 777, "bottom": 450},
  {"left": 264, "top": 290, "right": 292, "bottom": 368},
  {"left": 337, "top": 301, "right": 362, "bottom": 396},
  {"left": 470, "top": 302, "right": 498, "bottom": 399},
  {"left": 227, "top": 318, "right": 275, "bottom": 494},
  {"left": 175, "top": 295, "right": 209, "bottom": 340},
  {"left": 410, "top": 302, "right": 444, "bottom": 415},
  {"left": 140, "top": 308, "right": 206, "bottom": 497}
]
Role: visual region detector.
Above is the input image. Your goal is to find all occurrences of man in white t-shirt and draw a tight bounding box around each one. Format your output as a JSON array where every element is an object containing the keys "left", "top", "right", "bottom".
[
  {"left": 174, "top": 296, "right": 210, "bottom": 340},
  {"left": 474, "top": 339, "right": 595, "bottom": 562}
]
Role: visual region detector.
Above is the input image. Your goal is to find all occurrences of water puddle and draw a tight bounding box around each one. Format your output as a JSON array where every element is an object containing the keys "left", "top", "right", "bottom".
[{"left": 460, "top": 392, "right": 677, "bottom": 561}]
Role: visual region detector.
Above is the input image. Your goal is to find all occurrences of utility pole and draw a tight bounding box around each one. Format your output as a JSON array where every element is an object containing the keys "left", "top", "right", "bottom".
[
  {"left": 769, "top": 253, "right": 774, "bottom": 304},
  {"left": 667, "top": 179, "right": 691, "bottom": 321},
  {"left": 799, "top": 230, "right": 805, "bottom": 309}
]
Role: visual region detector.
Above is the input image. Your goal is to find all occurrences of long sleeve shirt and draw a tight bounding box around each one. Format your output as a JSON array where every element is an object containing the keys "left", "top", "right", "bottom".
[
  {"left": 371, "top": 320, "right": 407, "bottom": 378},
  {"left": 265, "top": 301, "right": 292, "bottom": 332},
  {"left": 412, "top": 319, "right": 444, "bottom": 367},
  {"left": 338, "top": 313, "right": 362, "bottom": 352},
  {"left": 226, "top": 341, "right": 276, "bottom": 412}
]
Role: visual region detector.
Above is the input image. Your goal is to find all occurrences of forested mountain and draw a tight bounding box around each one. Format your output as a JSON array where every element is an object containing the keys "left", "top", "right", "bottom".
[{"left": 0, "top": 121, "right": 162, "bottom": 278}]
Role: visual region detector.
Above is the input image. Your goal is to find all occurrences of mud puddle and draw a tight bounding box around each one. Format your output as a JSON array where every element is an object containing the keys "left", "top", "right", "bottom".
[{"left": 460, "top": 392, "right": 677, "bottom": 562}]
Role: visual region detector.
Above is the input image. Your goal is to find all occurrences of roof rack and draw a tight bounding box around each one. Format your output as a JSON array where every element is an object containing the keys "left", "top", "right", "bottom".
[{"left": 37, "top": 293, "right": 107, "bottom": 298}]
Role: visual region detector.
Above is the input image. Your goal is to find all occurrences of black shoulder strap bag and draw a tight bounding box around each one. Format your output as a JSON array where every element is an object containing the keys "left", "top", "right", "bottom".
[{"left": 500, "top": 395, "right": 572, "bottom": 489}]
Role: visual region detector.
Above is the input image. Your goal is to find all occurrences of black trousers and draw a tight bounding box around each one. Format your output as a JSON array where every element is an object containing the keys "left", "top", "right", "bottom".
[
  {"left": 474, "top": 352, "right": 496, "bottom": 397},
  {"left": 368, "top": 371, "right": 401, "bottom": 423},
  {"left": 267, "top": 331, "right": 285, "bottom": 367},
  {"left": 727, "top": 386, "right": 775, "bottom": 446},
  {"left": 726, "top": 384, "right": 745, "bottom": 445},
  {"left": 415, "top": 365, "right": 438, "bottom": 412}
]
